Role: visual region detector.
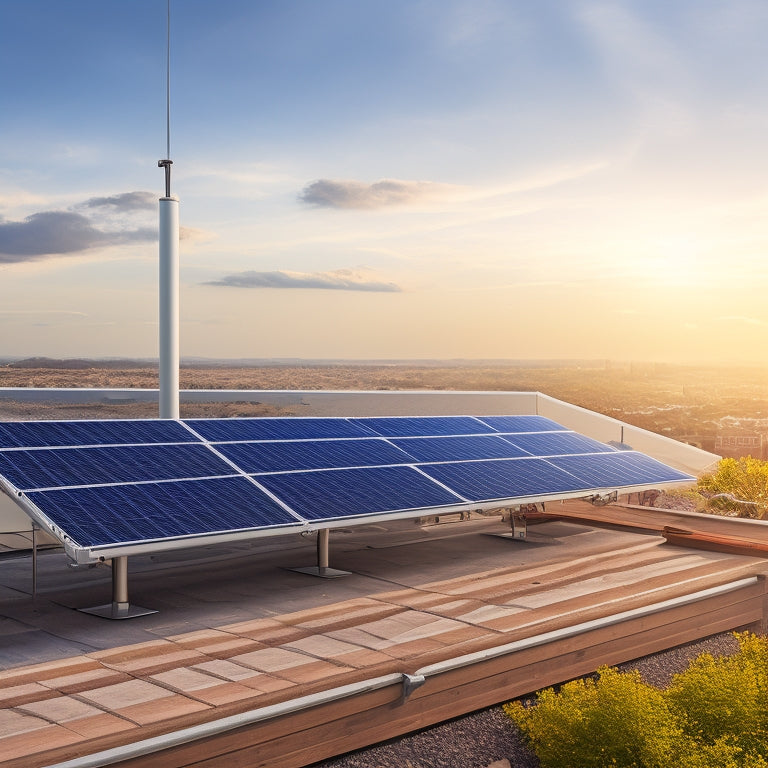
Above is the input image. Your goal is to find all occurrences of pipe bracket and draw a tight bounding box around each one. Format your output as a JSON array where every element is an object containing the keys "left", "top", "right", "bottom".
[{"left": 401, "top": 672, "right": 426, "bottom": 703}]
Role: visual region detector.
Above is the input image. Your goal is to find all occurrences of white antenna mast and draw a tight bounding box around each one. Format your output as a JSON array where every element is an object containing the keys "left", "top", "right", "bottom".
[
  {"left": 165, "top": 0, "right": 171, "bottom": 163},
  {"left": 158, "top": 0, "right": 179, "bottom": 419}
]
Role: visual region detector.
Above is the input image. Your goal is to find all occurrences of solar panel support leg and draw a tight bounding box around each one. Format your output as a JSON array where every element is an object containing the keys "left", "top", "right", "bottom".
[
  {"left": 31, "top": 524, "right": 38, "bottom": 599},
  {"left": 287, "top": 529, "right": 351, "bottom": 579},
  {"left": 79, "top": 557, "right": 158, "bottom": 619},
  {"left": 317, "top": 528, "right": 330, "bottom": 569},
  {"left": 488, "top": 507, "right": 530, "bottom": 543},
  {"left": 512, "top": 511, "right": 528, "bottom": 540},
  {"left": 113, "top": 556, "right": 129, "bottom": 607}
]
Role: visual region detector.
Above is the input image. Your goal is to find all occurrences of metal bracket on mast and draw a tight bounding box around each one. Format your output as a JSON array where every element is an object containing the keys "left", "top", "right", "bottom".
[{"left": 158, "top": 159, "right": 173, "bottom": 198}]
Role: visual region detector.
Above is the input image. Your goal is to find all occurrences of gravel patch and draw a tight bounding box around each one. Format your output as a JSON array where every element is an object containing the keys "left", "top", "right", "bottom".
[
  {"left": 315, "top": 706, "right": 536, "bottom": 768},
  {"left": 313, "top": 632, "right": 743, "bottom": 768}
]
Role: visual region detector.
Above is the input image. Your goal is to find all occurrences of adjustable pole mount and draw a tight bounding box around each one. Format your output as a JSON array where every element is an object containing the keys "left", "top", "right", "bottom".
[
  {"left": 79, "top": 556, "right": 157, "bottom": 619},
  {"left": 287, "top": 528, "right": 351, "bottom": 579}
]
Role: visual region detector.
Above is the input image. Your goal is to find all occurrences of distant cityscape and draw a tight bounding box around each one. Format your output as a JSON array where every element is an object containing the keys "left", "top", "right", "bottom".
[{"left": 1, "top": 358, "right": 766, "bottom": 460}]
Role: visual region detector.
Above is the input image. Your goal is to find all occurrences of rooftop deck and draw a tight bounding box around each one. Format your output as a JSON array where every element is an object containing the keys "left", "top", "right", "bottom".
[{"left": 0, "top": 501, "right": 766, "bottom": 768}]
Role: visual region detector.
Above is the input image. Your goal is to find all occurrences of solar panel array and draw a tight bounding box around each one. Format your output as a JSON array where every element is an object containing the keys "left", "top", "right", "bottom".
[{"left": 0, "top": 415, "right": 693, "bottom": 561}]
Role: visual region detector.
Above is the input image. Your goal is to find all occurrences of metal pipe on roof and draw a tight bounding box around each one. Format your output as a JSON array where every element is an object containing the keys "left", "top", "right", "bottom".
[
  {"left": 413, "top": 577, "right": 760, "bottom": 680},
  {"left": 41, "top": 673, "right": 404, "bottom": 768}
]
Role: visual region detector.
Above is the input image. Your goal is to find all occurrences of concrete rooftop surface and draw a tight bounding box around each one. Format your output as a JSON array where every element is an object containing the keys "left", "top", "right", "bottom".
[{"left": 0, "top": 502, "right": 767, "bottom": 767}]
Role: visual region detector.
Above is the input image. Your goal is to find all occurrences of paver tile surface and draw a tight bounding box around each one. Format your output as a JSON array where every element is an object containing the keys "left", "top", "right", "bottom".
[
  {"left": 76, "top": 679, "right": 175, "bottom": 709},
  {"left": 18, "top": 695, "right": 105, "bottom": 723},
  {"left": 0, "top": 709, "right": 50, "bottom": 738}
]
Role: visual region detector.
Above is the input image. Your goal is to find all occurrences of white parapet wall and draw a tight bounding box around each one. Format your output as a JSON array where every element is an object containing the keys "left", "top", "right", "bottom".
[
  {"left": 535, "top": 393, "right": 719, "bottom": 477},
  {"left": 0, "top": 387, "right": 719, "bottom": 474},
  {"left": 0, "top": 387, "right": 718, "bottom": 469}
]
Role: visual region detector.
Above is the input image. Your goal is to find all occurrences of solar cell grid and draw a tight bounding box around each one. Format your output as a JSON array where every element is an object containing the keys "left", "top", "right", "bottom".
[
  {"left": 217, "top": 438, "right": 415, "bottom": 474},
  {"left": 476, "top": 415, "right": 567, "bottom": 433},
  {"left": 349, "top": 415, "right": 494, "bottom": 437},
  {"left": 185, "top": 417, "right": 372, "bottom": 442},
  {"left": 0, "top": 443, "right": 237, "bottom": 491},
  {"left": 0, "top": 419, "right": 198, "bottom": 449},
  {"left": 257, "top": 465, "right": 464, "bottom": 522},
  {"left": 26, "top": 476, "right": 300, "bottom": 548},
  {"left": 0, "top": 414, "right": 694, "bottom": 561},
  {"left": 547, "top": 452, "right": 693, "bottom": 487},
  {"left": 500, "top": 432, "right": 616, "bottom": 457},
  {"left": 420, "top": 458, "right": 587, "bottom": 503},
  {"left": 390, "top": 435, "right": 530, "bottom": 463}
]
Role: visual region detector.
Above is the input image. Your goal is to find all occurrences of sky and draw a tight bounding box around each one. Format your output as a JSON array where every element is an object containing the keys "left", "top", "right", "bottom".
[{"left": 1, "top": 0, "right": 767, "bottom": 365}]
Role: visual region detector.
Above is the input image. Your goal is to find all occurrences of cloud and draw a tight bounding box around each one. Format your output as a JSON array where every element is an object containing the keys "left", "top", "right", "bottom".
[
  {"left": 205, "top": 268, "right": 402, "bottom": 292},
  {"left": 719, "top": 315, "right": 768, "bottom": 327},
  {"left": 0, "top": 210, "right": 155, "bottom": 262},
  {"left": 81, "top": 191, "right": 155, "bottom": 212},
  {"left": 299, "top": 178, "right": 442, "bottom": 209},
  {"left": 180, "top": 226, "right": 215, "bottom": 244},
  {"left": 0, "top": 309, "right": 87, "bottom": 317}
]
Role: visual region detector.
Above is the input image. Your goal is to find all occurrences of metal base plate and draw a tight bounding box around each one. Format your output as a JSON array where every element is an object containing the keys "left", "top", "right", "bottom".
[
  {"left": 286, "top": 566, "right": 351, "bottom": 579},
  {"left": 487, "top": 532, "right": 531, "bottom": 542},
  {"left": 79, "top": 602, "right": 158, "bottom": 620}
]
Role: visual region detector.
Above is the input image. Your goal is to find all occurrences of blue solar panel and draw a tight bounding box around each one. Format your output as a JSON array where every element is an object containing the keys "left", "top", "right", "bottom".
[
  {"left": 501, "top": 432, "right": 616, "bottom": 457},
  {"left": 185, "top": 417, "right": 372, "bottom": 442},
  {"left": 26, "top": 477, "right": 300, "bottom": 548},
  {"left": 476, "top": 415, "right": 567, "bottom": 433},
  {"left": 350, "top": 416, "right": 494, "bottom": 437},
  {"left": 0, "top": 413, "right": 694, "bottom": 559},
  {"left": 420, "top": 459, "right": 587, "bottom": 503},
  {"left": 0, "top": 419, "right": 197, "bottom": 449},
  {"left": 0, "top": 444, "right": 237, "bottom": 491},
  {"left": 257, "top": 466, "right": 464, "bottom": 521},
  {"left": 217, "top": 438, "right": 415, "bottom": 474},
  {"left": 547, "top": 452, "right": 693, "bottom": 487},
  {"left": 390, "top": 435, "right": 531, "bottom": 463}
]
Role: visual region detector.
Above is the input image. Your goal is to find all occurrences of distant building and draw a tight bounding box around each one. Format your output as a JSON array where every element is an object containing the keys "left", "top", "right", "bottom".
[{"left": 714, "top": 432, "right": 767, "bottom": 460}]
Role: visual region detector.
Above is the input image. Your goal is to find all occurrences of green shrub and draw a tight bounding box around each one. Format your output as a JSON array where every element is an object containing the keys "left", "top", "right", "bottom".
[
  {"left": 504, "top": 666, "right": 687, "bottom": 767},
  {"left": 697, "top": 457, "right": 768, "bottom": 519},
  {"left": 665, "top": 633, "right": 768, "bottom": 759},
  {"left": 505, "top": 633, "right": 768, "bottom": 768}
]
